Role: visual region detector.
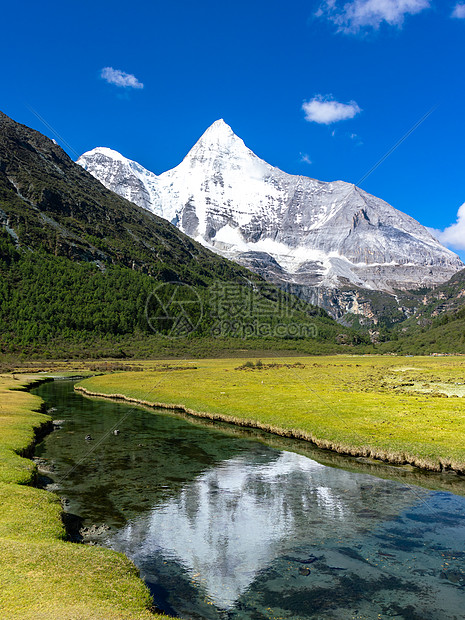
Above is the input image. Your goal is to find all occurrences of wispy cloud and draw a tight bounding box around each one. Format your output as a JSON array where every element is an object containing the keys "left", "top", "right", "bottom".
[
  {"left": 100, "top": 67, "right": 144, "bottom": 89},
  {"left": 452, "top": 3, "right": 465, "bottom": 18},
  {"left": 429, "top": 203, "right": 465, "bottom": 250},
  {"left": 300, "top": 153, "right": 312, "bottom": 164},
  {"left": 349, "top": 132, "right": 364, "bottom": 145},
  {"left": 302, "top": 95, "right": 361, "bottom": 124},
  {"left": 316, "top": 0, "right": 431, "bottom": 33}
]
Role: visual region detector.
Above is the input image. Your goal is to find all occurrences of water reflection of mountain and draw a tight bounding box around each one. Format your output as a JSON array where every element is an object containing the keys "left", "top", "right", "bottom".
[{"left": 108, "top": 450, "right": 424, "bottom": 610}]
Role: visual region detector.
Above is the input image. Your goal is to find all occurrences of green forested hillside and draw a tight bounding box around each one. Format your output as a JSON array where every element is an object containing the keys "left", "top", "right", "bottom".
[
  {"left": 377, "top": 269, "right": 465, "bottom": 354},
  {"left": 381, "top": 307, "right": 465, "bottom": 355},
  {"left": 0, "top": 228, "right": 358, "bottom": 358},
  {"left": 0, "top": 234, "right": 353, "bottom": 357}
]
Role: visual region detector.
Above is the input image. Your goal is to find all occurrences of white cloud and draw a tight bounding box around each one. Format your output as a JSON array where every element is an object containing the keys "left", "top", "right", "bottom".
[
  {"left": 302, "top": 95, "right": 361, "bottom": 124},
  {"left": 429, "top": 203, "right": 465, "bottom": 250},
  {"left": 101, "top": 67, "right": 144, "bottom": 89},
  {"left": 452, "top": 3, "right": 465, "bottom": 18},
  {"left": 300, "top": 153, "right": 312, "bottom": 164},
  {"left": 317, "top": 0, "right": 431, "bottom": 33}
]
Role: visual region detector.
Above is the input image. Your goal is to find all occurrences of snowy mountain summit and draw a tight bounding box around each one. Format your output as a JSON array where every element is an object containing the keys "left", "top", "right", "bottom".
[{"left": 78, "top": 120, "right": 463, "bottom": 300}]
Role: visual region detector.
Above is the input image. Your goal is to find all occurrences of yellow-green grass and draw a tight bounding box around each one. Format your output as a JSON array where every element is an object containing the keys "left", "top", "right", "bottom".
[
  {"left": 0, "top": 374, "right": 172, "bottom": 620},
  {"left": 77, "top": 355, "right": 465, "bottom": 473}
]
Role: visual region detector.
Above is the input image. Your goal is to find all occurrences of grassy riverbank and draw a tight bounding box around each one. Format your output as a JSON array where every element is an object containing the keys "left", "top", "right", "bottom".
[
  {"left": 0, "top": 374, "right": 172, "bottom": 620},
  {"left": 77, "top": 355, "right": 465, "bottom": 473}
]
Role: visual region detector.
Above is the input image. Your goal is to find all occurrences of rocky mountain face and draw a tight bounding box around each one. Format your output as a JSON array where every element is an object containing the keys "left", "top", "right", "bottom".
[
  {"left": 78, "top": 120, "right": 463, "bottom": 322},
  {"left": 410, "top": 268, "right": 465, "bottom": 323}
]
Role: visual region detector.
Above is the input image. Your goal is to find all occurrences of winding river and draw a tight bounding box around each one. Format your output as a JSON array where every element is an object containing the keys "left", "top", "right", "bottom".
[{"left": 33, "top": 380, "right": 465, "bottom": 619}]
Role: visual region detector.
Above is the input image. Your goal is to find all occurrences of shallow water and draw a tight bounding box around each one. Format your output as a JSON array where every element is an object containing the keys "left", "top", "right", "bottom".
[{"left": 34, "top": 380, "right": 465, "bottom": 619}]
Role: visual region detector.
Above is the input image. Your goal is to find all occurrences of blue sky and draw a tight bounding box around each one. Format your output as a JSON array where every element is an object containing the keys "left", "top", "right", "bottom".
[{"left": 2, "top": 0, "right": 465, "bottom": 260}]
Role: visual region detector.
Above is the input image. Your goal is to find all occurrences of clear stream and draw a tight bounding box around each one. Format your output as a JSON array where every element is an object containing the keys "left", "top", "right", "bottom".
[{"left": 33, "top": 380, "right": 465, "bottom": 620}]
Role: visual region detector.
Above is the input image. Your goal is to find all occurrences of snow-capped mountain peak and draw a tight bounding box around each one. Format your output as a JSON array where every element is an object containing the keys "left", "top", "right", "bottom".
[
  {"left": 84, "top": 146, "right": 132, "bottom": 163},
  {"left": 197, "top": 118, "right": 238, "bottom": 144},
  {"left": 179, "top": 118, "right": 269, "bottom": 174},
  {"left": 77, "top": 120, "right": 463, "bottom": 299},
  {"left": 193, "top": 118, "right": 250, "bottom": 153}
]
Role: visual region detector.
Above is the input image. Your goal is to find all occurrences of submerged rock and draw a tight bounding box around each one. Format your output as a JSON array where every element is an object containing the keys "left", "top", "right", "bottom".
[
  {"left": 32, "top": 457, "right": 55, "bottom": 474},
  {"left": 80, "top": 523, "right": 111, "bottom": 538},
  {"left": 440, "top": 570, "right": 465, "bottom": 585}
]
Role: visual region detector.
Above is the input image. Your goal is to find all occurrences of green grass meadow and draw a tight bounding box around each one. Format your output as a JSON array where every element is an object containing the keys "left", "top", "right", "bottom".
[{"left": 77, "top": 355, "right": 465, "bottom": 473}]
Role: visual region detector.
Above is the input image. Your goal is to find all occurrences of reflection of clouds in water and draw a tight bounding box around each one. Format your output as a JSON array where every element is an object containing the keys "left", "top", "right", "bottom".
[
  {"left": 314, "top": 485, "right": 346, "bottom": 516},
  {"left": 110, "top": 451, "right": 419, "bottom": 609}
]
